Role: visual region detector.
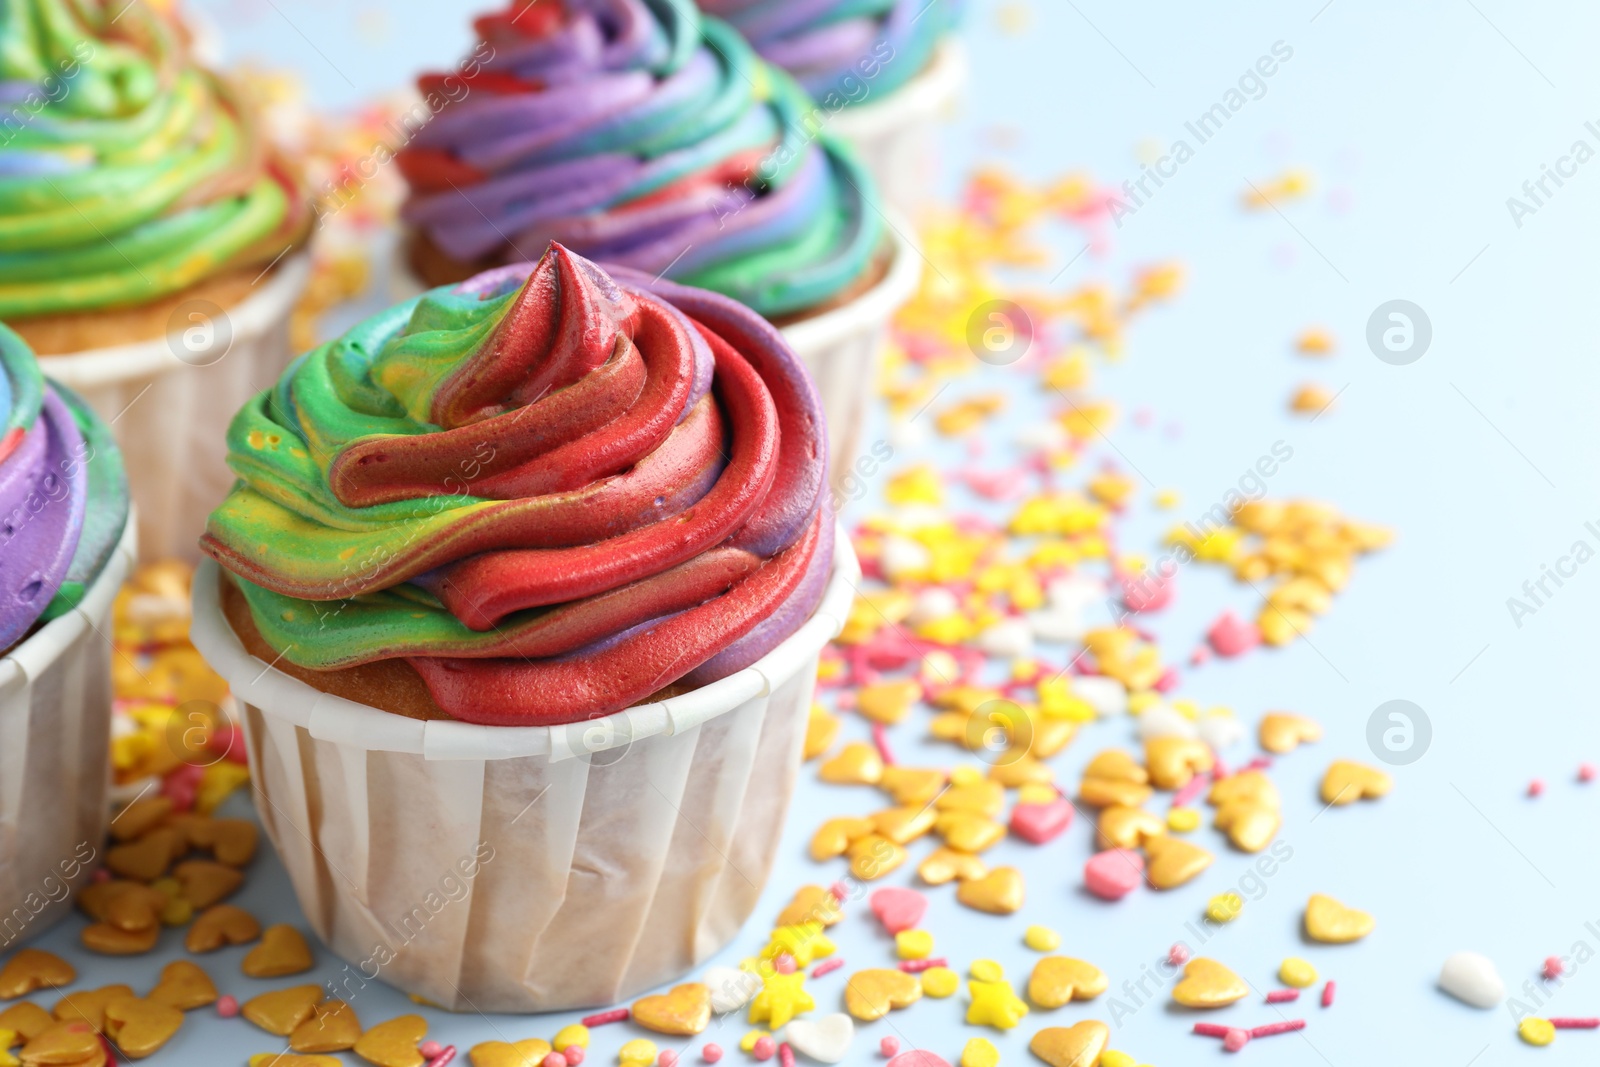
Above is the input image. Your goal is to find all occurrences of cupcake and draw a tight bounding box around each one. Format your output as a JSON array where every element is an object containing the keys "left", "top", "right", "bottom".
[
  {"left": 699, "top": 0, "right": 968, "bottom": 209},
  {"left": 0, "top": 0, "right": 312, "bottom": 558},
  {"left": 398, "top": 0, "right": 921, "bottom": 479},
  {"left": 189, "top": 244, "right": 857, "bottom": 1010},
  {"left": 0, "top": 323, "right": 135, "bottom": 946}
]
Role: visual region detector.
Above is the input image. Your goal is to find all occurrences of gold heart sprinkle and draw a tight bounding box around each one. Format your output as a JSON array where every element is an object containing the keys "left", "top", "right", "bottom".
[
  {"left": 465, "top": 1039, "right": 552, "bottom": 1067},
  {"left": 103, "top": 997, "right": 184, "bottom": 1059},
  {"left": 80, "top": 923, "right": 158, "bottom": 956},
  {"left": 879, "top": 767, "right": 947, "bottom": 807},
  {"left": 1143, "top": 835, "right": 1213, "bottom": 890},
  {"left": 241, "top": 986, "right": 323, "bottom": 1037},
  {"left": 147, "top": 961, "right": 217, "bottom": 1012},
  {"left": 1077, "top": 777, "right": 1153, "bottom": 809},
  {"left": 18, "top": 1021, "right": 103, "bottom": 1067},
  {"left": 1027, "top": 958, "right": 1108, "bottom": 1009},
  {"left": 817, "top": 743, "right": 884, "bottom": 786},
  {"left": 352, "top": 1014, "right": 427, "bottom": 1067},
  {"left": 192, "top": 819, "right": 259, "bottom": 867},
  {"left": 775, "top": 885, "right": 842, "bottom": 928},
  {"left": 631, "top": 984, "right": 711, "bottom": 1036},
  {"left": 186, "top": 904, "right": 262, "bottom": 953},
  {"left": 935, "top": 812, "right": 1005, "bottom": 853},
  {"left": 1304, "top": 893, "right": 1374, "bottom": 943},
  {"left": 847, "top": 835, "right": 907, "bottom": 882},
  {"left": 956, "top": 867, "right": 1025, "bottom": 915},
  {"left": 1170, "top": 959, "right": 1249, "bottom": 1008},
  {"left": 917, "top": 847, "right": 988, "bottom": 886},
  {"left": 1207, "top": 769, "right": 1279, "bottom": 810},
  {"left": 1028, "top": 1020, "right": 1109, "bottom": 1067},
  {"left": 1095, "top": 806, "right": 1164, "bottom": 850},
  {"left": 843, "top": 969, "right": 922, "bottom": 1021},
  {"left": 1258, "top": 712, "right": 1322, "bottom": 754},
  {"left": 935, "top": 781, "right": 1005, "bottom": 818},
  {"left": 1144, "top": 737, "right": 1214, "bottom": 791},
  {"left": 171, "top": 861, "right": 244, "bottom": 909},
  {"left": 1083, "top": 750, "right": 1148, "bottom": 784},
  {"left": 857, "top": 680, "right": 921, "bottom": 725},
  {"left": 0, "top": 1003, "right": 54, "bottom": 1042},
  {"left": 291, "top": 999, "right": 361, "bottom": 1054},
  {"left": 52, "top": 986, "right": 135, "bottom": 1030},
  {"left": 108, "top": 798, "right": 174, "bottom": 842},
  {"left": 242, "top": 926, "right": 314, "bottom": 979},
  {"left": 803, "top": 705, "right": 841, "bottom": 761},
  {"left": 1320, "top": 760, "right": 1392, "bottom": 805},
  {"left": 870, "top": 806, "right": 937, "bottom": 845},
  {"left": 0, "top": 951, "right": 74, "bottom": 1000}
]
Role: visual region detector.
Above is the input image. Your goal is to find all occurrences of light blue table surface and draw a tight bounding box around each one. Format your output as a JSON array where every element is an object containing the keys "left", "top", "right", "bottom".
[{"left": 35, "top": 0, "right": 1600, "bottom": 1063}]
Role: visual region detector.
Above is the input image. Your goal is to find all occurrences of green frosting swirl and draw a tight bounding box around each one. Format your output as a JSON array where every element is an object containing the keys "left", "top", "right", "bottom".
[{"left": 0, "top": 0, "right": 301, "bottom": 318}]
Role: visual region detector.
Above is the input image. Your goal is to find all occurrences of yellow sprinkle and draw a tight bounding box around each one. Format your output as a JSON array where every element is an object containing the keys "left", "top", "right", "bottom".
[
  {"left": 553, "top": 1024, "right": 589, "bottom": 1050},
  {"left": 1023, "top": 925, "right": 1060, "bottom": 952},
  {"left": 1154, "top": 489, "right": 1181, "bottom": 510},
  {"left": 1099, "top": 1053, "right": 1137, "bottom": 1067},
  {"left": 961, "top": 1037, "right": 1001, "bottom": 1067},
  {"left": 1279, "top": 957, "right": 1318, "bottom": 989},
  {"left": 1519, "top": 1018, "right": 1556, "bottom": 1046},
  {"left": 921, "top": 967, "right": 959, "bottom": 998},
  {"left": 896, "top": 930, "right": 934, "bottom": 960},
  {"left": 1127, "top": 691, "right": 1161, "bottom": 716},
  {"left": 1017, "top": 783, "right": 1059, "bottom": 805},
  {"left": 1296, "top": 327, "right": 1336, "bottom": 355},
  {"left": 1206, "top": 893, "right": 1244, "bottom": 923},
  {"left": 970, "top": 959, "right": 1005, "bottom": 983},
  {"left": 618, "top": 1038, "right": 658, "bottom": 1066},
  {"left": 1167, "top": 807, "right": 1200, "bottom": 832},
  {"left": 951, "top": 766, "right": 986, "bottom": 787},
  {"left": 740, "top": 1032, "right": 770, "bottom": 1053}
]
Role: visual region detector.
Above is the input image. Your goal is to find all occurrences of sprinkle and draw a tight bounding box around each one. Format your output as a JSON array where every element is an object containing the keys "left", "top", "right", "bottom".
[
  {"left": 778, "top": 1042, "right": 795, "bottom": 1067},
  {"left": 545, "top": 1055, "right": 569, "bottom": 1067},
  {"left": 420, "top": 1042, "right": 444, "bottom": 1059},
  {"left": 871, "top": 723, "right": 897, "bottom": 767},
  {"left": 751, "top": 1036, "right": 776, "bottom": 1061},
  {"left": 659, "top": 1053, "right": 679, "bottom": 1067},
  {"left": 1321, "top": 981, "right": 1335, "bottom": 1007},
  {"left": 773, "top": 954, "right": 797, "bottom": 974},
  {"left": 1279, "top": 958, "right": 1317, "bottom": 989},
  {"left": 1266, "top": 990, "right": 1299, "bottom": 1004},
  {"left": 1223, "top": 1028, "right": 1250, "bottom": 1052},
  {"left": 1520, "top": 1018, "right": 1556, "bottom": 1046},
  {"left": 1167, "top": 807, "right": 1200, "bottom": 832},
  {"left": 828, "top": 881, "right": 849, "bottom": 902},
  {"left": 1249, "top": 1020, "right": 1306, "bottom": 1038},
  {"left": 1529, "top": 779, "right": 1545, "bottom": 797},
  {"left": 216, "top": 995, "right": 239, "bottom": 1019},
  {"left": 425, "top": 1047, "right": 456, "bottom": 1067},
  {"left": 1024, "top": 925, "right": 1060, "bottom": 952},
  {"left": 1581, "top": 763, "right": 1597, "bottom": 783},
  {"left": 920, "top": 967, "right": 960, "bottom": 998},
  {"left": 896, "top": 930, "right": 934, "bottom": 959},
  {"left": 880, "top": 1037, "right": 900, "bottom": 1057},
  {"left": 581, "top": 1008, "right": 629, "bottom": 1027},
  {"left": 565, "top": 1051, "right": 585, "bottom": 1067},
  {"left": 812, "top": 958, "right": 845, "bottom": 979},
  {"left": 899, "top": 957, "right": 948, "bottom": 973},
  {"left": 1545, "top": 956, "right": 1565, "bottom": 981},
  {"left": 1168, "top": 944, "right": 1190, "bottom": 967},
  {"left": 1206, "top": 893, "right": 1243, "bottom": 923},
  {"left": 1550, "top": 1018, "right": 1600, "bottom": 1029},
  {"left": 1193, "top": 1023, "right": 1231, "bottom": 1038},
  {"left": 1169, "top": 772, "right": 1211, "bottom": 809}
]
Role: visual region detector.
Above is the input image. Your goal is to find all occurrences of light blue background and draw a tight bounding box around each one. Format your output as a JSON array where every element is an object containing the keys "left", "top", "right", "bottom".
[{"left": 35, "top": 0, "right": 1600, "bottom": 1063}]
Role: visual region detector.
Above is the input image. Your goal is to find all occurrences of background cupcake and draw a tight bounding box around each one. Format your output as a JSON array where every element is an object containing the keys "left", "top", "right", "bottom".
[
  {"left": 190, "top": 244, "right": 856, "bottom": 1010},
  {"left": 0, "top": 323, "right": 135, "bottom": 946},
  {"left": 698, "top": 0, "right": 967, "bottom": 209},
  {"left": 0, "top": 0, "right": 312, "bottom": 558},
  {"left": 398, "top": 0, "right": 921, "bottom": 476}
]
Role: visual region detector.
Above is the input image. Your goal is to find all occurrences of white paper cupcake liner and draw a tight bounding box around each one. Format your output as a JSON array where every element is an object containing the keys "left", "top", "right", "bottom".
[
  {"left": 37, "top": 254, "right": 312, "bottom": 562},
  {"left": 828, "top": 38, "right": 969, "bottom": 213},
  {"left": 780, "top": 215, "right": 921, "bottom": 492},
  {"left": 188, "top": 524, "right": 860, "bottom": 1013},
  {"left": 0, "top": 515, "right": 137, "bottom": 949}
]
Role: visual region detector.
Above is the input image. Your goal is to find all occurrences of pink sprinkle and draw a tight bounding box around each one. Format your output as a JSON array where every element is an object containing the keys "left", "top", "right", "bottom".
[
  {"left": 216, "top": 995, "right": 239, "bottom": 1019},
  {"left": 1211, "top": 757, "right": 1231, "bottom": 780},
  {"left": 828, "top": 881, "right": 850, "bottom": 903},
  {"left": 1581, "top": 763, "right": 1597, "bottom": 783},
  {"left": 658, "top": 1052, "right": 679, "bottom": 1067},
  {"left": 420, "top": 1042, "right": 444, "bottom": 1059},
  {"left": 91, "top": 867, "right": 111, "bottom": 883},
  {"left": 101, "top": 1036, "right": 118, "bottom": 1066},
  {"left": 752, "top": 1037, "right": 776, "bottom": 1062},
  {"left": 581, "top": 1008, "right": 629, "bottom": 1027},
  {"left": 1266, "top": 990, "right": 1300, "bottom": 1004},
  {"left": 1249, "top": 1020, "right": 1306, "bottom": 1038},
  {"left": 880, "top": 1037, "right": 901, "bottom": 1057},
  {"left": 1193, "top": 1023, "right": 1231, "bottom": 1038},
  {"left": 779, "top": 1042, "right": 795, "bottom": 1067},
  {"left": 1550, "top": 1018, "right": 1600, "bottom": 1029},
  {"left": 543, "top": 1055, "right": 569, "bottom": 1067},
  {"left": 425, "top": 1046, "right": 457, "bottom": 1067},
  {"left": 1207, "top": 611, "right": 1261, "bottom": 658},
  {"left": 871, "top": 722, "right": 897, "bottom": 767},
  {"left": 1153, "top": 666, "right": 1181, "bottom": 693},
  {"left": 565, "top": 1049, "right": 585, "bottom": 1066},
  {"left": 1529, "top": 779, "right": 1545, "bottom": 797},
  {"left": 774, "top": 953, "right": 796, "bottom": 975},
  {"left": 1321, "top": 980, "right": 1335, "bottom": 1008},
  {"left": 1545, "top": 956, "right": 1565, "bottom": 981},
  {"left": 1243, "top": 756, "right": 1273, "bottom": 772},
  {"left": 1085, "top": 848, "right": 1144, "bottom": 900},
  {"left": 1189, "top": 646, "right": 1210, "bottom": 667},
  {"left": 1223, "top": 1028, "right": 1250, "bottom": 1053},
  {"left": 812, "top": 958, "right": 845, "bottom": 979},
  {"left": 899, "top": 957, "right": 948, "bottom": 973},
  {"left": 701, "top": 1044, "right": 723, "bottom": 1063},
  {"left": 1168, "top": 944, "right": 1190, "bottom": 966},
  {"left": 1169, "top": 773, "right": 1211, "bottom": 809}
]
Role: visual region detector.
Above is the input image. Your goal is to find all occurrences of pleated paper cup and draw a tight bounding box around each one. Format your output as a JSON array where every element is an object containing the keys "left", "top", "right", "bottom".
[
  {"left": 0, "top": 515, "right": 137, "bottom": 950},
  {"left": 828, "top": 38, "right": 969, "bottom": 213},
  {"left": 188, "top": 524, "right": 859, "bottom": 1013},
  {"left": 780, "top": 217, "right": 920, "bottom": 492},
  {"left": 38, "top": 254, "right": 311, "bottom": 562}
]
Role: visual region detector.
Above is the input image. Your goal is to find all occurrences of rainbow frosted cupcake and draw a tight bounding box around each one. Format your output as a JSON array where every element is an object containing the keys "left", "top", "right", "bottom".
[
  {"left": 1, "top": 323, "right": 135, "bottom": 945},
  {"left": 189, "top": 245, "right": 856, "bottom": 1009},
  {"left": 398, "top": 0, "right": 921, "bottom": 475},
  {"left": 0, "top": 0, "right": 311, "bottom": 557},
  {"left": 699, "top": 0, "right": 967, "bottom": 208}
]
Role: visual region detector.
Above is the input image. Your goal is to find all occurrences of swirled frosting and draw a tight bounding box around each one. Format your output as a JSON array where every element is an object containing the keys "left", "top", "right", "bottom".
[
  {"left": 0, "top": 324, "right": 129, "bottom": 650},
  {"left": 698, "top": 0, "right": 962, "bottom": 106},
  {"left": 202, "top": 243, "right": 832, "bottom": 725},
  {"left": 399, "top": 0, "right": 882, "bottom": 319},
  {"left": 0, "top": 0, "right": 306, "bottom": 319}
]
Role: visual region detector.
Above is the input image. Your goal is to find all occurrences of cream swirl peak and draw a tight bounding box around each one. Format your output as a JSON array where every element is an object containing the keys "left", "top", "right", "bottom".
[
  {"left": 399, "top": 0, "right": 883, "bottom": 318},
  {"left": 0, "top": 0, "right": 306, "bottom": 319},
  {"left": 202, "top": 244, "right": 832, "bottom": 725}
]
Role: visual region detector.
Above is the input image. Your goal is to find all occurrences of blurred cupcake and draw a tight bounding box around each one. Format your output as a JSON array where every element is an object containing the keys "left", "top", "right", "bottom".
[
  {"left": 0, "top": 0, "right": 312, "bottom": 558},
  {"left": 189, "top": 244, "right": 857, "bottom": 1010},
  {"left": 398, "top": 0, "right": 920, "bottom": 476},
  {"left": 1, "top": 323, "right": 135, "bottom": 945},
  {"left": 700, "top": 0, "right": 967, "bottom": 209}
]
